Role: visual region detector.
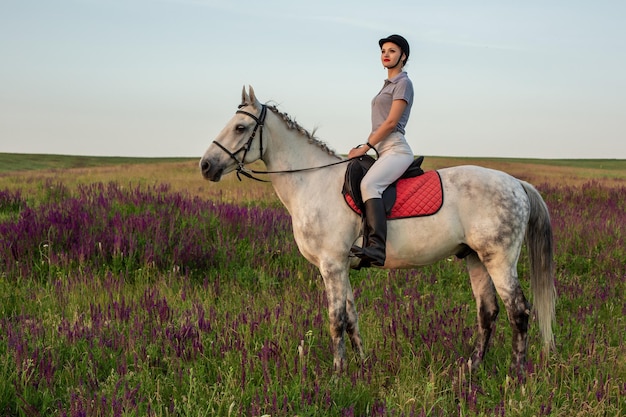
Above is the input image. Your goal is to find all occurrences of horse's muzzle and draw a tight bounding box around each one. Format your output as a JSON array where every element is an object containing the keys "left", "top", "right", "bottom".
[{"left": 199, "top": 158, "right": 224, "bottom": 182}]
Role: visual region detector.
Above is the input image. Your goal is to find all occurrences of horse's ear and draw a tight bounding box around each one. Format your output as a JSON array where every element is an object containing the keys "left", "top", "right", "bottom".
[
  {"left": 241, "top": 85, "right": 249, "bottom": 107},
  {"left": 248, "top": 86, "right": 261, "bottom": 109}
]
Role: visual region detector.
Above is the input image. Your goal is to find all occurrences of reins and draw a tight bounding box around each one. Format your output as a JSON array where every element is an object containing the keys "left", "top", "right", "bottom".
[
  {"left": 212, "top": 104, "right": 365, "bottom": 182},
  {"left": 240, "top": 158, "right": 355, "bottom": 182}
]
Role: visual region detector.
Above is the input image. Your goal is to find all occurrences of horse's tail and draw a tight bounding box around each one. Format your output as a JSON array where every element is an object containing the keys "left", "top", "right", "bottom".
[{"left": 521, "top": 181, "right": 556, "bottom": 353}]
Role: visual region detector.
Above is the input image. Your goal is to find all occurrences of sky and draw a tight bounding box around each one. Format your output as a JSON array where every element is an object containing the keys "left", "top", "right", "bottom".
[{"left": 1, "top": 0, "right": 625, "bottom": 159}]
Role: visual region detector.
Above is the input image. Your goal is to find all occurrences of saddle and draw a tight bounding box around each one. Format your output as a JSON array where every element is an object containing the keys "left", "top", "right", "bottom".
[{"left": 342, "top": 155, "right": 444, "bottom": 219}]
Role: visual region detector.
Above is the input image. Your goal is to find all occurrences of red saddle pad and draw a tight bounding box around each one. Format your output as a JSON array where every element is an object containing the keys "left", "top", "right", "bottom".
[{"left": 344, "top": 170, "right": 443, "bottom": 219}]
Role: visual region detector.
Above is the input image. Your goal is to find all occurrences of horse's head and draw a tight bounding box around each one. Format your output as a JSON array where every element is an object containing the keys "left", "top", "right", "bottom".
[{"left": 200, "top": 86, "right": 266, "bottom": 182}]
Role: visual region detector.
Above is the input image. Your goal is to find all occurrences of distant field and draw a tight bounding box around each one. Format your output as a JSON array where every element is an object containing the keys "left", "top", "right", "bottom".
[
  {"left": 2, "top": 152, "right": 626, "bottom": 173},
  {"left": 1, "top": 154, "right": 625, "bottom": 202},
  {"left": 419, "top": 156, "right": 626, "bottom": 188},
  {"left": 0, "top": 152, "right": 193, "bottom": 173}
]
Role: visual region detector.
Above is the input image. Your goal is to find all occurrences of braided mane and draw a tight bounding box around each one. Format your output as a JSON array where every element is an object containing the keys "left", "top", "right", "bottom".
[{"left": 266, "top": 104, "right": 341, "bottom": 159}]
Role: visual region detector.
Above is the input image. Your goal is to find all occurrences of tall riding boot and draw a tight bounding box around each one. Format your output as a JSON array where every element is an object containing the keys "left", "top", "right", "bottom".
[{"left": 351, "top": 198, "right": 387, "bottom": 267}]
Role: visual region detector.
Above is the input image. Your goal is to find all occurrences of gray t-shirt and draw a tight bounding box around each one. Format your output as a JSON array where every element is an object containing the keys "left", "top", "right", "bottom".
[{"left": 371, "top": 71, "right": 414, "bottom": 135}]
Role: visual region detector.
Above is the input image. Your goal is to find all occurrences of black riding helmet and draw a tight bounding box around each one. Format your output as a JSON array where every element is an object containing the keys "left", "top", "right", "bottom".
[{"left": 378, "top": 34, "right": 410, "bottom": 67}]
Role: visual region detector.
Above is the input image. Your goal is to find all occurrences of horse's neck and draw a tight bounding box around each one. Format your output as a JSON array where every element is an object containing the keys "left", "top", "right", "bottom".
[{"left": 262, "top": 123, "right": 343, "bottom": 213}]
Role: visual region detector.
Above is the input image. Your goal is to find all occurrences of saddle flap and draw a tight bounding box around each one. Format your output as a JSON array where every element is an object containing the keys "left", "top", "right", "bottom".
[{"left": 342, "top": 155, "right": 375, "bottom": 212}]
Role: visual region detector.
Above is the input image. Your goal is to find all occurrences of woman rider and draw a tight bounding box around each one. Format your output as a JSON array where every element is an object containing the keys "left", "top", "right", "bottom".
[{"left": 348, "top": 34, "right": 415, "bottom": 268}]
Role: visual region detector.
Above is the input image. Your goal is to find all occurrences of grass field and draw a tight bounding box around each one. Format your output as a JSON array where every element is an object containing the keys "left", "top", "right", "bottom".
[{"left": 0, "top": 154, "right": 625, "bottom": 416}]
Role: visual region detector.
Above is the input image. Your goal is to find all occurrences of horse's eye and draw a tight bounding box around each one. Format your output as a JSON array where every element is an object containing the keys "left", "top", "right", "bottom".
[{"left": 235, "top": 125, "right": 246, "bottom": 134}]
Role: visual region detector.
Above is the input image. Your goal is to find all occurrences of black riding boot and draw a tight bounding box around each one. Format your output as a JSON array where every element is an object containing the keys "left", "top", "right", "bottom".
[{"left": 351, "top": 198, "right": 387, "bottom": 267}]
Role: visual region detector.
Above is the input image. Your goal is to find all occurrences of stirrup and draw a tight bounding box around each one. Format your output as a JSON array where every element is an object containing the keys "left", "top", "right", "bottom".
[{"left": 349, "top": 246, "right": 371, "bottom": 270}]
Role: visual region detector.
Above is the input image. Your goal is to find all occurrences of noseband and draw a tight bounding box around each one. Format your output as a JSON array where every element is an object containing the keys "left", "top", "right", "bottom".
[{"left": 212, "top": 104, "right": 268, "bottom": 181}]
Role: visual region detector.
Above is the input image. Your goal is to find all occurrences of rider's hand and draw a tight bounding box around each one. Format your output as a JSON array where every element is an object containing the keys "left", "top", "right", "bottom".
[{"left": 348, "top": 144, "right": 369, "bottom": 159}]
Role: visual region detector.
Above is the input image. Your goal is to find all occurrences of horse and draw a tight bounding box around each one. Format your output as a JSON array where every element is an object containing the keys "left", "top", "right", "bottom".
[{"left": 200, "top": 86, "right": 556, "bottom": 375}]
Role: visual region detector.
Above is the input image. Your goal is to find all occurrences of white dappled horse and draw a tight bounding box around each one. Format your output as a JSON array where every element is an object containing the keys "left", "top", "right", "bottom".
[{"left": 200, "top": 86, "right": 556, "bottom": 375}]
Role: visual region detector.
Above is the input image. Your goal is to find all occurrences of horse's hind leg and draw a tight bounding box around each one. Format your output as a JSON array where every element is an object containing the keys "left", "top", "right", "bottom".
[
  {"left": 502, "top": 284, "right": 531, "bottom": 377},
  {"left": 467, "top": 253, "right": 499, "bottom": 370},
  {"left": 486, "top": 261, "right": 531, "bottom": 376}
]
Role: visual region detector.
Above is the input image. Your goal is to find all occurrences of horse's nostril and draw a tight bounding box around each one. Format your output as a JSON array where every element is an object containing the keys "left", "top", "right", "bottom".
[{"left": 200, "top": 160, "right": 210, "bottom": 172}]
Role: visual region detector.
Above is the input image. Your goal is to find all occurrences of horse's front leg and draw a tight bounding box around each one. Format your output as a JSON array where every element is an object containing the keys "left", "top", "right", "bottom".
[
  {"left": 320, "top": 260, "right": 360, "bottom": 371},
  {"left": 346, "top": 281, "right": 365, "bottom": 361}
]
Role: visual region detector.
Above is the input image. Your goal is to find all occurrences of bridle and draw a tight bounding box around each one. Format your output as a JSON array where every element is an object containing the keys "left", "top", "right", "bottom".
[
  {"left": 212, "top": 104, "right": 268, "bottom": 181},
  {"left": 211, "top": 104, "right": 359, "bottom": 182}
]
